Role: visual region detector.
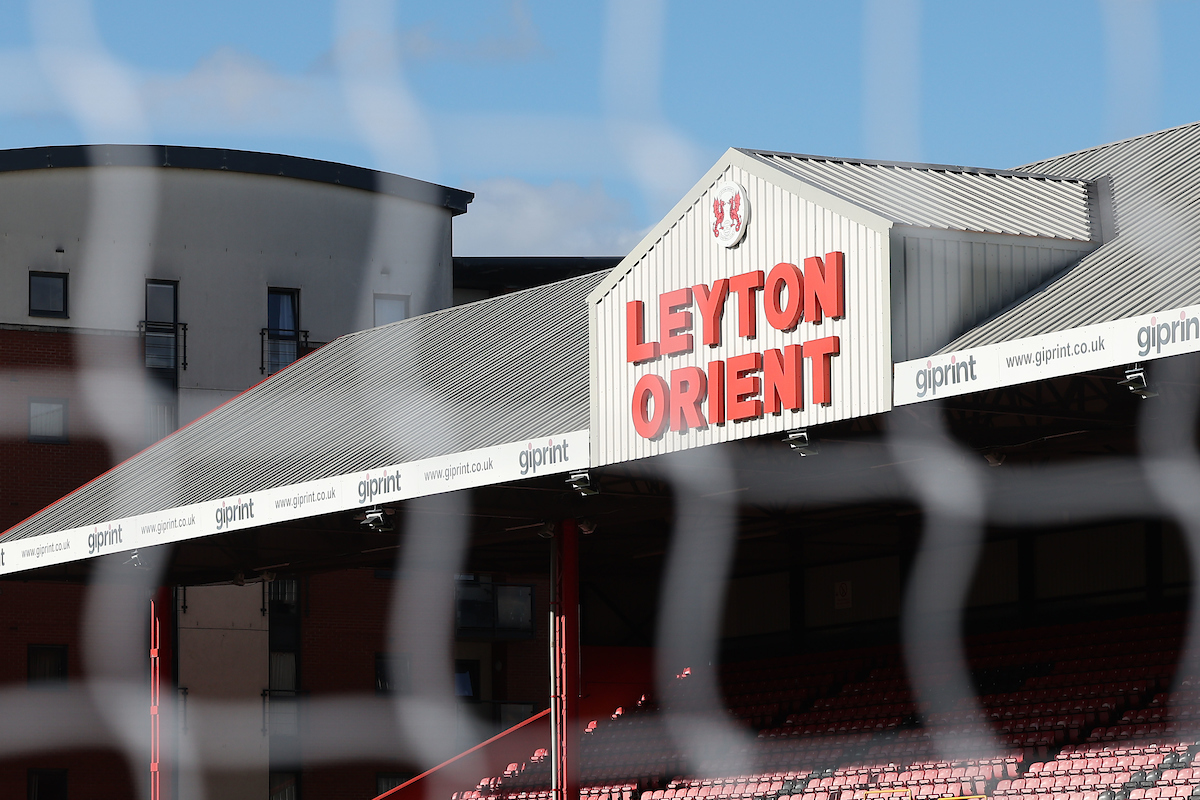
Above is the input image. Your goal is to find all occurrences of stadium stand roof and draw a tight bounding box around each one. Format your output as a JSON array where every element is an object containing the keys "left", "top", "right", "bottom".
[
  {"left": 0, "top": 272, "right": 605, "bottom": 542},
  {"left": 942, "top": 120, "right": 1200, "bottom": 351},
  {"left": 8, "top": 127, "right": 1200, "bottom": 563},
  {"left": 741, "top": 149, "right": 1097, "bottom": 241}
]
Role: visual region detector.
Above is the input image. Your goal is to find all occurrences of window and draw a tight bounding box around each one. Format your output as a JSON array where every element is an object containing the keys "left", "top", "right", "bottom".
[
  {"left": 499, "top": 702, "right": 534, "bottom": 730},
  {"left": 456, "top": 578, "right": 535, "bottom": 639},
  {"left": 29, "top": 272, "right": 68, "bottom": 318},
  {"left": 269, "top": 772, "right": 298, "bottom": 800},
  {"left": 29, "top": 399, "right": 67, "bottom": 443},
  {"left": 268, "top": 578, "right": 299, "bottom": 614},
  {"left": 375, "top": 652, "right": 412, "bottom": 695},
  {"left": 454, "top": 659, "right": 480, "bottom": 701},
  {"left": 27, "top": 768, "right": 67, "bottom": 800},
  {"left": 456, "top": 580, "right": 493, "bottom": 630},
  {"left": 267, "top": 289, "right": 300, "bottom": 373},
  {"left": 373, "top": 294, "right": 409, "bottom": 327},
  {"left": 144, "top": 281, "right": 178, "bottom": 371},
  {"left": 496, "top": 585, "right": 533, "bottom": 632},
  {"left": 377, "top": 773, "right": 414, "bottom": 795},
  {"left": 28, "top": 645, "right": 68, "bottom": 686},
  {"left": 268, "top": 651, "right": 298, "bottom": 736}
]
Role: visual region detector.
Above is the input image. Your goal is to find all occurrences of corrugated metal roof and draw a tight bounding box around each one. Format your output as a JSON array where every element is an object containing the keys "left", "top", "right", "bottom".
[
  {"left": 943, "top": 120, "right": 1200, "bottom": 350},
  {"left": 1, "top": 271, "right": 606, "bottom": 542},
  {"left": 742, "top": 149, "right": 1095, "bottom": 242}
]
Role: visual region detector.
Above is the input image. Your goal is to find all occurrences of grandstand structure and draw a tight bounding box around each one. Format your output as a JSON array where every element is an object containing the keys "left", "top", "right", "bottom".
[
  {"left": 5, "top": 122, "right": 1200, "bottom": 800},
  {"left": 439, "top": 611, "right": 1198, "bottom": 800}
]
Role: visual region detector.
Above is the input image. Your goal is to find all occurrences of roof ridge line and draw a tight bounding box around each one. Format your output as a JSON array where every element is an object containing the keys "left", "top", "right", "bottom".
[
  {"left": 737, "top": 148, "right": 1088, "bottom": 183},
  {"left": 1018, "top": 119, "right": 1200, "bottom": 170},
  {"left": 341, "top": 268, "right": 613, "bottom": 341}
]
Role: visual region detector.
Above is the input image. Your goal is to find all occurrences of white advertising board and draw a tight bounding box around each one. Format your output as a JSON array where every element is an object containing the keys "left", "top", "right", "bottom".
[
  {"left": 0, "top": 429, "right": 590, "bottom": 577},
  {"left": 590, "top": 153, "right": 894, "bottom": 467},
  {"left": 894, "top": 305, "right": 1200, "bottom": 405}
]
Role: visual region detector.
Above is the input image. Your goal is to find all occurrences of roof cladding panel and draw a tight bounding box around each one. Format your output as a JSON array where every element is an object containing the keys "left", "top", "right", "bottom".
[
  {"left": 744, "top": 150, "right": 1095, "bottom": 242},
  {"left": 944, "top": 120, "right": 1200, "bottom": 351},
  {"left": 2, "top": 272, "right": 606, "bottom": 542}
]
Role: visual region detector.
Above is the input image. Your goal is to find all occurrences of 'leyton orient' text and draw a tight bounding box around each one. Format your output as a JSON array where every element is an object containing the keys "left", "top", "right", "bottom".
[{"left": 626, "top": 251, "right": 845, "bottom": 440}]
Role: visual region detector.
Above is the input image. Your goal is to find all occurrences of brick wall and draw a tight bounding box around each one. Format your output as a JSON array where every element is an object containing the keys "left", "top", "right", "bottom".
[
  {"left": 299, "top": 569, "right": 551, "bottom": 800},
  {"left": 0, "top": 580, "right": 138, "bottom": 798},
  {"left": 0, "top": 328, "right": 145, "bottom": 531},
  {"left": 0, "top": 328, "right": 148, "bottom": 798}
]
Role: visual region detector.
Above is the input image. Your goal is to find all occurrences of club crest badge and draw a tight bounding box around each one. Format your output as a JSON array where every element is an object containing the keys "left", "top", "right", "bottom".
[{"left": 711, "top": 180, "right": 750, "bottom": 248}]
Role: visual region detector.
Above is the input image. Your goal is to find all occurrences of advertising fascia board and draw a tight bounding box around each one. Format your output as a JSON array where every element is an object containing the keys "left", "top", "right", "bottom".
[
  {"left": 894, "top": 305, "right": 1200, "bottom": 405},
  {"left": 0, "top": 430, "right": 589, "bottom": 577},
  {"left": 589, "top": 148, "right": 894, "bottom": 467}
]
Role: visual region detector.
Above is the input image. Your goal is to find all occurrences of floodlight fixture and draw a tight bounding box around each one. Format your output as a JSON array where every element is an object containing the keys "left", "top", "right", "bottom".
[
  {"left": 568, "top": 471, "right": 598, "bottom": 496},
  {"left": 1119, "top": 364, "right": 1158, "bottom": 399},
  {"left": 360, "top": 506, "right": 394, "bottom": 532},
  {"left": 784, "top": 428, "right": 819, "bottom": 456}
]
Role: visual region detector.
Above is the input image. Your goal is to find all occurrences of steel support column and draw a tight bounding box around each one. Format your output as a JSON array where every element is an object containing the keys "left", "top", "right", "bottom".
[
  {"left": 150, "top": 597, "right": 162, "bottom": 800},
  {"left": 550, "top": 518, "right": 580, "bottom": 800},
  {"left": 150, "top": 587, "right": 173, "bottom": 800}
]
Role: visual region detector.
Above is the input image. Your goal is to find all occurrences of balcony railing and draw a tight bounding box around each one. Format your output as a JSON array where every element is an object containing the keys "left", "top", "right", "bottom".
[
  {"left": 261, "top": 688, "right": 301, "bottom": 737},
  {"left": 138, "top": 320, "right": 188, "bottom": 371},
  {"left": 260, "top": 328, "right": 309, "bottom": 375}
]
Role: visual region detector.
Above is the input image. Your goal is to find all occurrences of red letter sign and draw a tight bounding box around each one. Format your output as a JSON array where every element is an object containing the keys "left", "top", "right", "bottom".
[
  {"left": 659, "top": 288, "right": 694, "bottom": 356},
  {"left": 626, "top": 300, "right": 660, "bottom": 363},
  {"left": 728, "top": 270, "right": 765, "bottom": 339},
  {"left": 692, "top": 279, "right": 729, "bottom": 347},
  {"left": 726, "top": 352, "right": 763, "bottom": 421},
  {"left": 669, "top": 366, "right": 708, "bottom": 432},
  {"left": 764, "top": 262, "right": 804, "bottom": 331},
  {"left": 804, "top": 336, "right": 840, "bottom": 405},
  {"left": 707, "top": 360, "right": 725, "bottom": 425},
  {"left": 762, "top": 344, "right": 804, "bottom": 414},
  {"left": 803, "top": 252, "right": 845, "bottom": 324},
  {"left": 632, "top": 373, "right": 670, "bottom": 439}
]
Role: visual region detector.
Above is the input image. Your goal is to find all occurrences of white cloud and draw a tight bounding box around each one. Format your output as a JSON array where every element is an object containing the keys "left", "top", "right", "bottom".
[
  {"left": 400, "top": 0, "right": 547, "bottom": 63},
  {"left": 0, "top": 0, "right": 709, "bottom": 254},
  {"left": 0, "top": 50, "right": 58, "bottom": 115},
  {"left": 453, "top": 177, "right": 646, "bottom": 256},
  {"left": 141, "top": 47, "right": 350, "bottom": 137}
]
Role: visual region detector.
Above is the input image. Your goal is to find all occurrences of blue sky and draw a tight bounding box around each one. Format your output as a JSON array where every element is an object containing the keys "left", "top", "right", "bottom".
[{"left": 1, "top": 0, "right": 1198, "bottom": 255}]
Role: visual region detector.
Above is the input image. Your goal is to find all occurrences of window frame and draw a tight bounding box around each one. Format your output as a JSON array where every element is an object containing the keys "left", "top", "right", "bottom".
[
  {"left": 28, "top": 398, "right": 68, "bottom": 444},
  {"left": 145, "top": 279, "right": 178, "bottom": 325},
  {"left": 28, "top": 271, "right": 68, "bottom": 319},
  {"left": 373, "top": 293, "right": 410, "bottom": 327},
  {"left": 375, "top": 652, "right": 413, "bottom": 696},
  {"left": 27, "top": 767, "right": 68, "bottom": 800},
  {"left": 27, "top": 644, "right": 68, "bottom": 687},
  {"left": 267, "top": 288, "right": 300, "bottom": 340}
]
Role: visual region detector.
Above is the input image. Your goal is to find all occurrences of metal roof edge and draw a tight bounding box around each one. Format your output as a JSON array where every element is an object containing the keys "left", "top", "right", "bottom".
[
  {"left": 585, "top": 147, "right": 894, "bottom": 465},
  {"left": 0, "top": 144, "right": 475, "bottom": 216},
  {"left": 933, "top": 243, "right": 1112, "bottom": 354},
  {"left": 0, "top": 350, "right": 286, "bottom": 543},
  {"left": 1017, "top": 119, "right": 1200, "bottom": 171},
  {"left": 888, "top": 223, "right": 1100, "bottom": 249},
  {"left": 587, "top": 148, "right": 895, "bottom": 309},
  {"left": 344, "top": 269, "right": 610, "bottom": 344},
  {"left": 742, "top": 148, "right": 1090, "bottom": 184},
  {"left": 586, "top": 151, "right": 739, "bottom": 308}
]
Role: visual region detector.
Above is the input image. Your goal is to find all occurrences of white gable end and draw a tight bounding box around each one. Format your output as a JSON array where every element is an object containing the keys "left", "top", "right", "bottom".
[{"left": 589, "top": 150, "right": 894, "bottom": 467}]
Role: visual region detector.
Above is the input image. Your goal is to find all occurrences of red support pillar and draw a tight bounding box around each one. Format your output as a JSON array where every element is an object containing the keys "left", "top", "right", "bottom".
[
  {"left": 150, "top": 597, "right": 161, "bottom": 800},
  {"left": 551, "top": 519, "right": 580, "bottom": 800},
  {"left": 150, "top": 587, "right": 174, "bottom": 800}
]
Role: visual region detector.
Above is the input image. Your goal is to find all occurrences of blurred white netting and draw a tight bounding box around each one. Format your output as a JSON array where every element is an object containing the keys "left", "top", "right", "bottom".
[{"left": 1, "top": 2, "right": 1191, "bottom": 800}]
